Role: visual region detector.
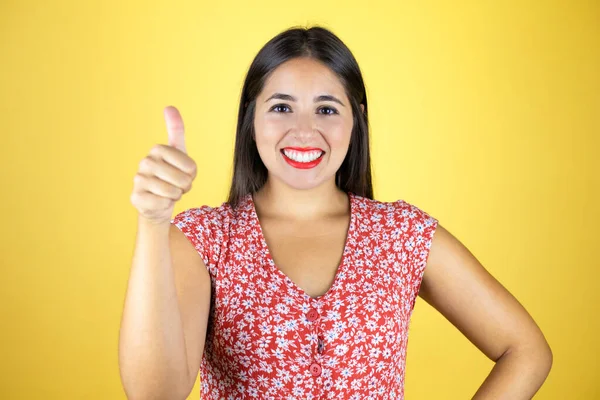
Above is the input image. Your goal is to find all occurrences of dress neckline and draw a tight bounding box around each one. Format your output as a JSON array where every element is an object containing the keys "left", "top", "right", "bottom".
[{"left": 246, "top": 191, "right": 357, "bottom": 302}]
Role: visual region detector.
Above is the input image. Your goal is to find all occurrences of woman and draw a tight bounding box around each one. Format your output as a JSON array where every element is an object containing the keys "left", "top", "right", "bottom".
[{"left": 120, "top": 26, "right": 553, "bottom": 399}]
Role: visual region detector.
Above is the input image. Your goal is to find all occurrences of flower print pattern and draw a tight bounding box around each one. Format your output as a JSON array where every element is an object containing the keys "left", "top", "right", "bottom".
[{"left": 171, "top": 191, "right": 438, "bottom": 399}]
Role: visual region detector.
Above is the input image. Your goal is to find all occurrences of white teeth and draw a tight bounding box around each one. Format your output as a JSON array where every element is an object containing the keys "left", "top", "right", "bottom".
[{"left": 282, "top": 149, "right": 323, "bottom": 163}]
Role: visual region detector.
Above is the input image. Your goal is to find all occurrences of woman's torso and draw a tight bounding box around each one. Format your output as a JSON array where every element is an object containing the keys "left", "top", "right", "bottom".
[
  {"left": 171, "top": 191, "right": 438, "bottom": 399},
  {"left": 253, "top": 191, "right": 351, "bottom": 299}
]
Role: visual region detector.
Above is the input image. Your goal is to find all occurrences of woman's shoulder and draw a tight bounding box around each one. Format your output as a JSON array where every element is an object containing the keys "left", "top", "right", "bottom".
[
  {"left": 352, "top": 192, "right": 438, "bottom": 227},
  {"left": 170, "top": 198, "right": 236, "bottom": 231}
]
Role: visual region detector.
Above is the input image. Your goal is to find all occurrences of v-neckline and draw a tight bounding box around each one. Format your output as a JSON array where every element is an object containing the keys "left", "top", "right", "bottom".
[{"left": 247, "top": 191, "right": 356, "bottom": 302}]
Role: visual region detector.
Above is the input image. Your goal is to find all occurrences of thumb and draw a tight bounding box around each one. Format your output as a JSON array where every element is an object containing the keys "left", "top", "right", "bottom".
[{"left": 163, "top": 106, "right": 187, "bottom": 154}]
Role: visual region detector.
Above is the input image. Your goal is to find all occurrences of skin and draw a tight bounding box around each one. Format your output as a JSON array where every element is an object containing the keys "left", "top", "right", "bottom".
[
  {"left": 252, "top": 56, "right": 553, "bottom": 398},
  {"left": 251, "top": 57, "right": 362, "bottom": 298},
  {"left": 252, "top": 56, "right": 363, "bottom": 220},
  {"left": 422, "top": 227, "right": 553, "bottom": 398}
]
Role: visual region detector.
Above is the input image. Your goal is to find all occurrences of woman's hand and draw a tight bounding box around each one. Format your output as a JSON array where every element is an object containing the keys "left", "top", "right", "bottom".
[{"left": 130, "top": 106, "right": 197, "bottom": 225}]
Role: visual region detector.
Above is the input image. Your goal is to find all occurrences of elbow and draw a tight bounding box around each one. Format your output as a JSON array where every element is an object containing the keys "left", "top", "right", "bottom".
[
  {"left": 540, "top": 341, "right": 553, "bottom": 372},
  {"left": 123, "top": 386, "right": 190, "bottom": 400},
  {"left": 508, "top": 324, "right": 554, "bottom": 370},
  {"left": 118, "top": 351, "right": 193, "bottom": 400},
  {"left": 531, "top": 337, "right": 553, "bottom": 371},
  {"left": 532, "top": 342, "right": 554, "bottom": 384},
  {"left": 505, "top": 338, "right": 554, "bottom": 374},
  {"left": 120, "top": 370, "right": 192, "bottom": 400}
]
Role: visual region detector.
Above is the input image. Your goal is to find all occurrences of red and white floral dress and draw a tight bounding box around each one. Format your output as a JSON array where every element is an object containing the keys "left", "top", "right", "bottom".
[{"left": 171, "top": 191, "right": 438, "bottom": 399}]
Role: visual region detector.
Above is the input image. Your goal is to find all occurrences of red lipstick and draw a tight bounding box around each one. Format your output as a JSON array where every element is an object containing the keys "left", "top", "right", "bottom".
[
  {"left": 280, "top": 147, "right": 325, "bottom": 170},
  {"left": 282, "top": 146, "right": 325, "bottom": 152}
]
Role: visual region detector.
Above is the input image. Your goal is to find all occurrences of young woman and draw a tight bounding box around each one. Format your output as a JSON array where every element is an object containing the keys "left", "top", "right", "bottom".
[{"left": 121, "top": 26, "right": 553, "bottom": 399}]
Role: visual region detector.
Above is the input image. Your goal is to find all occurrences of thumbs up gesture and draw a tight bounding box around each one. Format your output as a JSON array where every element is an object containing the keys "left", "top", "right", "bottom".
[
  {"left": 130, "top": 106, "right": 198, "bottom": 225},
  {"left": 164, "top": 106, "right": 187, "bottom": 154}
]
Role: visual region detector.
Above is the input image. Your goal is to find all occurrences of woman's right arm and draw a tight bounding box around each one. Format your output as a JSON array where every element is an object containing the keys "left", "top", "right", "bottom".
[
  {"left": 119, "top": 106, "right": 211, "bottom": 400},
  {"left": 119, "top": 218, "right": 211, "bottom": 400}
]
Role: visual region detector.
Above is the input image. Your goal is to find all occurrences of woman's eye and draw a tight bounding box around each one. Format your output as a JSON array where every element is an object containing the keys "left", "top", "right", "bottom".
[
  {"left": 270, "top": 104, "right": 338, "bottom": 115},
  {"left": 318, "top": 106, "right": 338, "bottom": 115},
  {"left": 271, "top": 104, "right": 291, "bottom": 113}
]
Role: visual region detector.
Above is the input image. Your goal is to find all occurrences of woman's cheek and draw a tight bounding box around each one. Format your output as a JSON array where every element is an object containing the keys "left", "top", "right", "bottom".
[
  {"left": 254, "top": 123, "right": 283, "bottom": 148},
  {"left": 327, "top": 124, "right": 352, "bottom": 147},
  {"left": 261, "top": 118, "right": 289, "bottom": 138}
]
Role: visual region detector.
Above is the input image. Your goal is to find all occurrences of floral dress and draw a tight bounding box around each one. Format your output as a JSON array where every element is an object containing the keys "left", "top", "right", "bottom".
[{"left": 171, "top": 191, "right": 438, "bottom": 399}]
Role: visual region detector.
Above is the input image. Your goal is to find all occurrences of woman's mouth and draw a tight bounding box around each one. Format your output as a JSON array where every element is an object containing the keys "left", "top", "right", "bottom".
[{"left": 280, "top": 148, "right": 325, "bottom": 169}]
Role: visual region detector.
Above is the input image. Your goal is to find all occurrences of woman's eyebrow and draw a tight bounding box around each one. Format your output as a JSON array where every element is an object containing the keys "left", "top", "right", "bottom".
[{"left": 265, "top": 93, "right": 345, "bottom": 107}]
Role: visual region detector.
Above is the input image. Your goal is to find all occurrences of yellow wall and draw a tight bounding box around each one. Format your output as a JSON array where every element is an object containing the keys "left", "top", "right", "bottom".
[{"left": 1, "top": 0, "right": 598, "bottom": 398}]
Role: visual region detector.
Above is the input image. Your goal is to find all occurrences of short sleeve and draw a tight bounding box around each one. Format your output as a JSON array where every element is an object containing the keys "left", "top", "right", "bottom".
[
  {"left": 170, "top": 205, "right": 222, "bottom": 276},
  {"left": 394, "top": 200, "right": 439, "bottom": 312}
]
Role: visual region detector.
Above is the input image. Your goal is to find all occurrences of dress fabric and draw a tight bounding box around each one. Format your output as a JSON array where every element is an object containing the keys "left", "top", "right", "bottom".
[{"left": 171, "top": 191, "right": 438, "bottom": 400}]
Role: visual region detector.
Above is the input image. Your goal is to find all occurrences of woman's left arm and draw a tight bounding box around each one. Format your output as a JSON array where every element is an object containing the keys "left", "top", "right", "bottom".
[{"left": 419, "top": 224, "right": 553, "bottom": 399}]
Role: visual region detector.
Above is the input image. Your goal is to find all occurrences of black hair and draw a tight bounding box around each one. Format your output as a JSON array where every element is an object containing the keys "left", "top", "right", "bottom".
[{"left": 227, "top": 25, "right": 373, "bottom": 209}]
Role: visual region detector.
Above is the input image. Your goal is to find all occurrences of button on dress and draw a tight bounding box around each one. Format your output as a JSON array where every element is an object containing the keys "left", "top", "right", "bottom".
[{"left": 171, "top": 191, "right": 438, "bottom": 399}]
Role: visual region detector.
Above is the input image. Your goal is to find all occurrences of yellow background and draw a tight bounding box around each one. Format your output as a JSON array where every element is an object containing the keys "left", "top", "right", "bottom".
[{"left": 1, "top": 0, "right": 598, "bottom": 398}]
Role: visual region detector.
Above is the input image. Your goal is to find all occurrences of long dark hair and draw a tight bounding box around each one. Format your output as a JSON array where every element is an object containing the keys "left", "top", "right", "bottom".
[{"left": 227, "top": 25, "right": 373, "bottom": 209}]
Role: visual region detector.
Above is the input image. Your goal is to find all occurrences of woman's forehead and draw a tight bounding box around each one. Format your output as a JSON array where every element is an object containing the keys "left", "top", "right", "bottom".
[{"left": 261, "top": 58, "right": 346, "bottom": 98}]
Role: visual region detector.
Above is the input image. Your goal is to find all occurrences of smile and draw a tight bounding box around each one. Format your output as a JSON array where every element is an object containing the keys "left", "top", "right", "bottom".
[{"left": 280, "top": 148, "right": 325, "bottom": 169}]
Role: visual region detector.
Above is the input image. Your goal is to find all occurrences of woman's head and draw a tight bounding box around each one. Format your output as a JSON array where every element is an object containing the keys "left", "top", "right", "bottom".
[{"left": 227, "top": 26, "right": 373, "bottom": 208}]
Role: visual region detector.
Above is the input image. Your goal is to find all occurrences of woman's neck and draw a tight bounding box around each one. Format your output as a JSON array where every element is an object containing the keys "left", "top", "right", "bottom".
[{"left": 253, "top": 177, "right": 349, "bottom": 221}]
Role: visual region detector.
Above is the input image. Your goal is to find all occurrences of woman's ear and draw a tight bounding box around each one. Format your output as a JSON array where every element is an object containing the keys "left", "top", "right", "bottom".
[{"left": 360, "top": 103, "right": 365, "bottom": 114}]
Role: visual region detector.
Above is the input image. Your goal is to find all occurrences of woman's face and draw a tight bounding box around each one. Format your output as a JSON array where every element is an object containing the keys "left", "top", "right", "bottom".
[{"left": 253, "top": 57, "right": 360, "bottom": 191}]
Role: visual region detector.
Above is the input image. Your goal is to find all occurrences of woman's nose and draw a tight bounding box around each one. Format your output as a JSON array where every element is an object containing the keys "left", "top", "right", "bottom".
[{"left": 293, "top": 113, "right": 317, "bottom": 137}]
